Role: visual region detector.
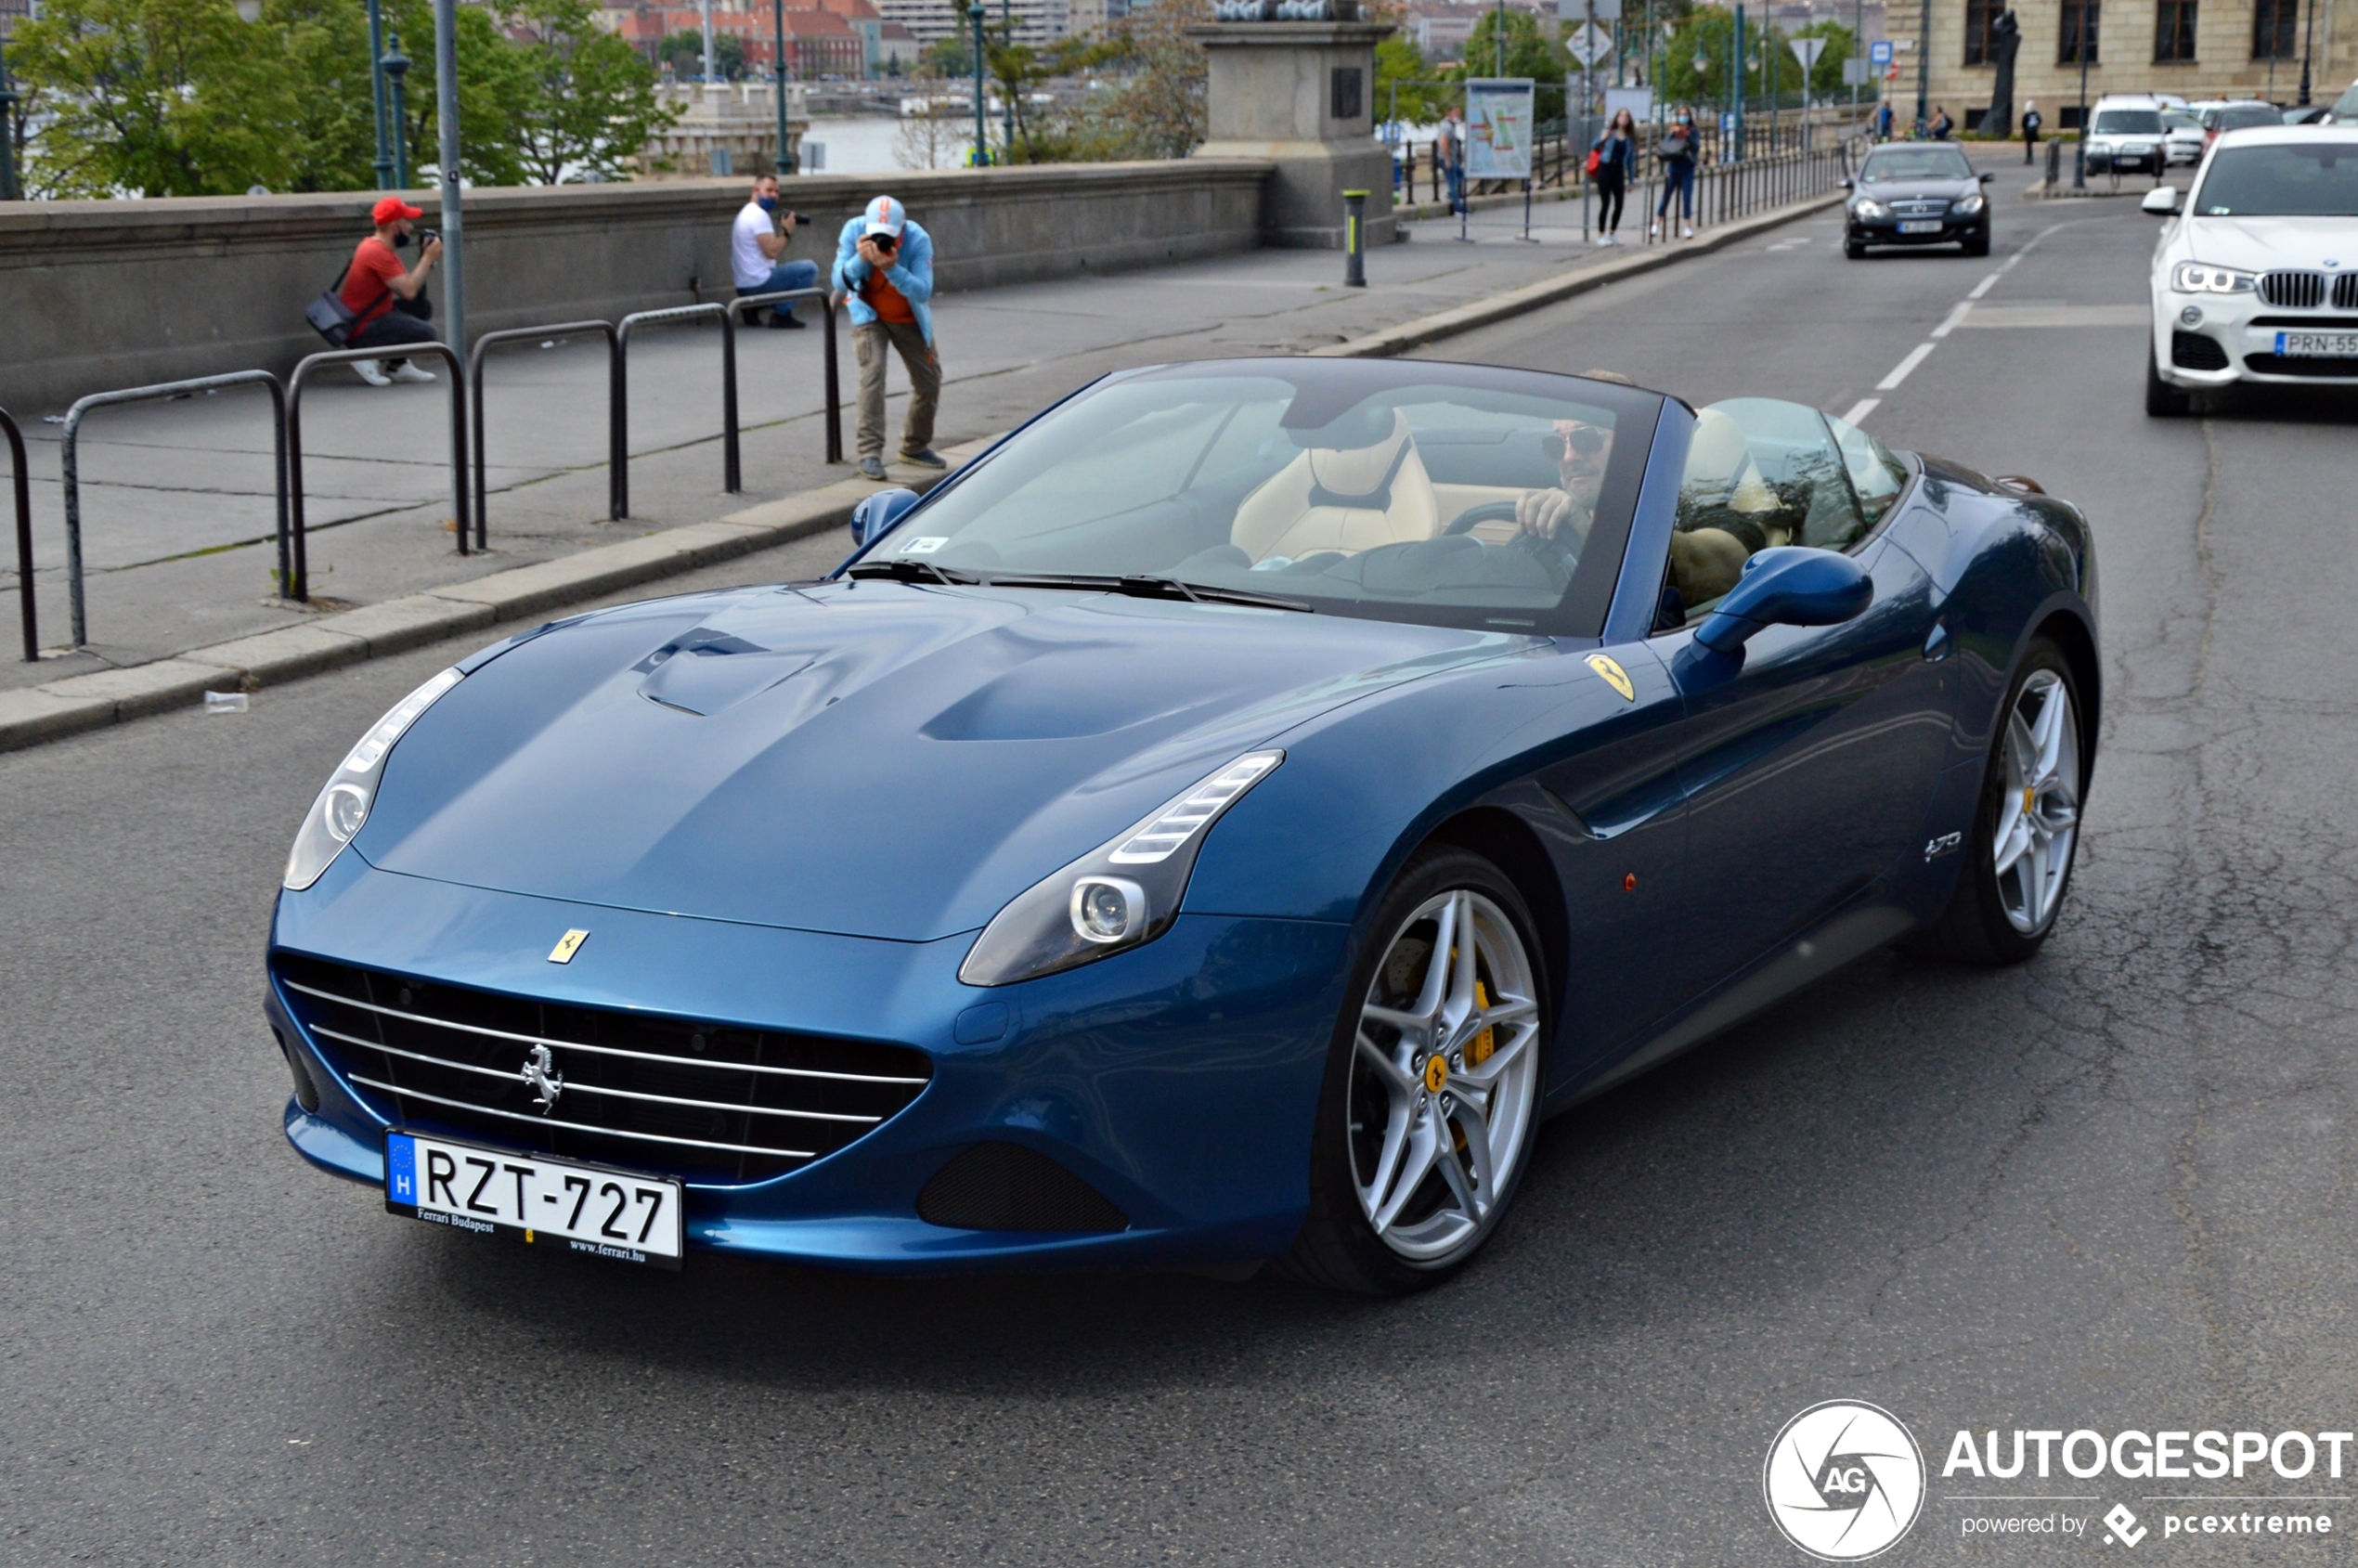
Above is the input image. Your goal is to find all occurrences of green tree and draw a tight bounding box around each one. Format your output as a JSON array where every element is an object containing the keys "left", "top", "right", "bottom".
[
  {"left": 658, "top": 28, "right": 745, "bottom": 82},
  {"left": 1072, "top": 0, "right": 1208, "bottom": 160},
  {"left": 273, "top": 0, "right": 382, "bottom": 191},
  {"left": 1373, "top": 35, "right": 1451, "bottom": 125},
  {"left": 1463, "top": 6, "right": 1566, "bottom": 122},
  {"left": 507, "top": 0, "right": 675, "bottom": 182}
]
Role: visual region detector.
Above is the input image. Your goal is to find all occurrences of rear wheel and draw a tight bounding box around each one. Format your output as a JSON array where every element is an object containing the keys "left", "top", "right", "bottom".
[
  {"left": 1281, "top": 849, "right": 1547, "bottom": 1295},
  {"left": 1909, "top": 640, "right": 2087, "bottom": 965},
  {"left": 2146, "top": 345, "right": 2192, "bottom": 416}
]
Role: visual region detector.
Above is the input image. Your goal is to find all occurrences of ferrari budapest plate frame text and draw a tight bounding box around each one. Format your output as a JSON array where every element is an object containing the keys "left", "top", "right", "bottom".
[{"left": 384, "top": 1129, "right": 685, "bottom": 1269}]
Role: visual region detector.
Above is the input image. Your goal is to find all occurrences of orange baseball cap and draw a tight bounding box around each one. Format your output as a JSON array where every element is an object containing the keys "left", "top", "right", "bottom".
[{"left": 371, "top": 196, "right": 425, "bottom": 226}]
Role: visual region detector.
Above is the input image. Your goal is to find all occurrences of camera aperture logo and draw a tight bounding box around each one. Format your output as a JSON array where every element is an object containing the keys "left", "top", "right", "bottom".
[{"left": 1765, "top": 1400, "right": 1928, "bottom": 1561}]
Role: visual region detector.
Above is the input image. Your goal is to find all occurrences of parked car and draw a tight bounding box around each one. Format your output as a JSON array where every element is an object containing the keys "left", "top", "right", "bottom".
[
  {"left": 1843, "top": 142, "right": 1994, "bottom": 257},
  {"left": 2144, "top": 124, "right": 2358, "bottom": 413},
  {"left": 2201, "top": 99, "right": 2284, "bottom": 150},
  {"left": 2327, "top": 80, "right": 2358, "bottom": 122},
  {"left": 267, "top": 358, "right": 2100, "bottom": 1293},
  {"left": 2085, "top": 96, "right": 2169, "bottom": 176},
  {"left": 2163, "top": 107, "right": 2208, "bottom": 165},
  {"left": 2282, "top": 105, "right": 2331, "bottom": 125}
]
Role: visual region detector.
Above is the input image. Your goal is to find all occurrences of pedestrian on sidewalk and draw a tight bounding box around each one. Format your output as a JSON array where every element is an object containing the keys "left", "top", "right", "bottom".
[
  {"left": 833, "top": 195, "right": 945, "bottom": 480},
  {"left": 1438, "top": 106, "right": 1467, "bottom": 214},
  {"left": 1929, "top": 104, "right": 1955, "bottom": 140},
  {"left": 2022, "top": 101, "right": 2042, "bottom": 163},
  {"left": 339, "top": 197, "right": 443, "bottom": 387},
  {"left": 1651, "top": 107, "right": 1698, "bottom": 241},
  {"left": 732, "top": 173, "right": 820, "bottom": 329},
  {"left": 1876, "top": 100, "right": 1894, "bottom": 141},
  {"left": 1590, "top": 109, "right": 1636, "bottom": 245}
]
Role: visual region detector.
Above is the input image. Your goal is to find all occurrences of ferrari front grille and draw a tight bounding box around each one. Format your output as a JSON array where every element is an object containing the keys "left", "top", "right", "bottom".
[
  {"left": 2259, "top": 271, "right": 2326, "bottom": 308},
  {"left": 276, "top": 954, "right": 932, "bottom": 1184}
]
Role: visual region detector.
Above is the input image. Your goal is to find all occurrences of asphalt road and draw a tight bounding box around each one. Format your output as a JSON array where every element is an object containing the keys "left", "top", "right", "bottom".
[{"left": 6, "top": 181, "right": 2358, "bottom": 1566}]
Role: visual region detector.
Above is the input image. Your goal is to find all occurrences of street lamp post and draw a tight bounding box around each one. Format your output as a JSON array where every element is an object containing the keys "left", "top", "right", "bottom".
[
  {"left": 1731, "top": 3, "right": 1745, "bottom": 160},
  {"left": 772, "top": 0, "right": 796, "bottom": 173},
  {"left": 969, "top": 3, "right": 987, "bottom": 165},
  {"left": 1914, "top": 0, "right": 1929, "bottom": 136},
  {"left": 1000, "top": 0, "right": 1014, "bottom": 156},
  {"left": 2071, "top": 4, "right": 2088, "bottom": 188},
  {"left": 2299, "top": 0, "right": 2314, "bottom": 106},
  {"left": 366, "top": 0, "right": 395, "bottom": 188},
  {"left": 383, "top": 35, "right": 411, "bottom": 189}
]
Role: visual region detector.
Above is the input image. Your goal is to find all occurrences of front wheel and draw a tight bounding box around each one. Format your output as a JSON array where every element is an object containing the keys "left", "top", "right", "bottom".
[
  {"left": 2145, "top": 345, "right": 2192, "bottom": 416},
  {"left": 1280, "top": 849, "right": 1548, "bottom": 1294},
  {"left": 1908, "top": 640, "right": 2087, "bottom": 965},
  {"left": 1845, "top": 237, "right": 1867, "bottom": 259},
  {"left": 1963, "top": 230, "right": 1991, "bottom": 257}
]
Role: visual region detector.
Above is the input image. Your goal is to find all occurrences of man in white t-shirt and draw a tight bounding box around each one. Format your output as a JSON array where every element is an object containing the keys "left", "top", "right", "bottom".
[{"left": 731, "top": 173, "right": 820, "bottom": 329}]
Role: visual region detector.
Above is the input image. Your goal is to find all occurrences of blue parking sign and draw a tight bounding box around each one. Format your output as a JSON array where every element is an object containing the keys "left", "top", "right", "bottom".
[{"left": 1869, "top": 39, "right": 1894, "bottom": 65}]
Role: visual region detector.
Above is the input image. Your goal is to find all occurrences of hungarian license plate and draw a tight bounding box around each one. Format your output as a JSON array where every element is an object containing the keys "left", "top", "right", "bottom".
[
  {"left": 1898, "top": 219, "right": 1943, "bottom": 234},
  {"left": 385, "top": 1130, "right": 683, "bottom": 1268},
  {"left": 2274, "top": 330, "right": 2358, "bottom": 357}
]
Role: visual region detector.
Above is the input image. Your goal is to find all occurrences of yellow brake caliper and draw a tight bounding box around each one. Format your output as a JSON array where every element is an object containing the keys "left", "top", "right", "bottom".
[{"left": 1470, "top": 978, "right": 1496, "bottom": 1067}]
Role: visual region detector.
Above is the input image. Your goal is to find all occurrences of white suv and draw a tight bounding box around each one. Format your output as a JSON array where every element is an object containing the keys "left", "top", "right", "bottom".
[
  {"left": 2144, "top": 125, "right": 2358, "bottom": 413},
  {"left": 2087, "top": 96, "right": 2170, "bottom": 178}
]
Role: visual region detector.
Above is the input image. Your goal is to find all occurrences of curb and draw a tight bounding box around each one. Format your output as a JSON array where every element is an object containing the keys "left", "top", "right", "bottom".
[
  {"left": 0, "top": 445, "right": 986, "bottom": 756},
  {"left": 1, "top": 193, "right": 1839, "bottom": 758},
  {"left": 1314, "top": 190, "right": 1846, "bottom": 360}
]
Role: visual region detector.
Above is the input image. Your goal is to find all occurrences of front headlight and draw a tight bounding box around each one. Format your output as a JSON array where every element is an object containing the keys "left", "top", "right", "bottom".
[
  {"left": 2171, "top": 261, "right": 2257, "bottom": 293},
  {"left": 282, "top": 667, "right": 463, "bottom": 890},
  {"left": 1853, "top": 199, "right": 1889, "bottom": 219},
  {"left": 1953, "top": 193, "right": 1986, "bottom": 216},
  {"left": 958, "top": 750, "right": 1284, "bottom": 987}
]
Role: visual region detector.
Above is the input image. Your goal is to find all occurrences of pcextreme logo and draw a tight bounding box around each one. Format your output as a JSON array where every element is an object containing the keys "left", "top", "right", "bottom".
[{"left": 1765, "top": 1401, "right": 1928, "bottom": 1561}]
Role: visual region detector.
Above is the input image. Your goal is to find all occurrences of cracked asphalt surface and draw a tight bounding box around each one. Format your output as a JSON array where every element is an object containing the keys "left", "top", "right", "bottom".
[{"left": 5, "top": 183, "right": 2355, "bottom": 1564}]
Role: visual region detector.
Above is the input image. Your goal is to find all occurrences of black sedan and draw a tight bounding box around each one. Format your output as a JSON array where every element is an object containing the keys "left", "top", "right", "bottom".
[{"left": 1843, "top": 144, "right": 1995, "bottom": 258}]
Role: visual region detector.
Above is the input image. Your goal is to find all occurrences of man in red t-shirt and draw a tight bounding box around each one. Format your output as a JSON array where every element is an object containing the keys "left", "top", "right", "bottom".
[{"left": 339, "top": 196, "right": 445, "bottom": 387}]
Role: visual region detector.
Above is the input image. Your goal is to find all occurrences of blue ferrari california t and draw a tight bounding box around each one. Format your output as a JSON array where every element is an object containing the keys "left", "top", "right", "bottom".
[{"left": 268, "top": 358, "right": 2097, "bottom": 1292}]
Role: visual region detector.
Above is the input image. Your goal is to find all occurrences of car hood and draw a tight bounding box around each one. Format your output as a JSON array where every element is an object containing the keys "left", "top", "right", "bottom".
[
  {"left": 352, "top": 580, "right": 1531, "bottom": 941},
  {"left": 2171, "top": 214, "right": 2358, "bottom": 270}
]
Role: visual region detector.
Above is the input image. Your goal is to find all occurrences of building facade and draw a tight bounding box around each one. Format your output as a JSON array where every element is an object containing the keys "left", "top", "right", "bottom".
[
  {"left": 1892, "top": 0, "right": 2356, "bottom": 125},
  {"left": 602, "top": 0, "right": 882, "bottom": 78},
  {"left": 875, "top": 0, "right": 1075, "bottom": 48}
]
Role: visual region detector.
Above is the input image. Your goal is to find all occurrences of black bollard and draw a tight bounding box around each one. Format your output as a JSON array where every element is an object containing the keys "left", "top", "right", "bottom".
[{"left": 1343, "top": 189, "right": 1367, "bottom": 288}]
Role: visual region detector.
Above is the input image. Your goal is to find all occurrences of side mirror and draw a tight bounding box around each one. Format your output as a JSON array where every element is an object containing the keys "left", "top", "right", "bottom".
[
  {"left": 1839, "top": 176, "right": 1854, "bottom": 189},
  {"left": 1978, "top": 170, "right": 1995, "bottom": 183},
  {"left": 2142, "top": 185, "right": 2182, "bottom": 214},
  {"left": 849, "top": 486, "right": 922, "bottom": 548},
  {"left": 1694, "top": 547, "right": 1873, "bottom": 654}
]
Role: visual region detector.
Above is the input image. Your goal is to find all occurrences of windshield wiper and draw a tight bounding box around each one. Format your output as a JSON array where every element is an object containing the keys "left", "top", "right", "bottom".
[
  {"left": 844, "top": 558, "right": 981, "bottom": 588},
  {"left": 983, "top": 572, "right": 1313, "bottom": 614}
]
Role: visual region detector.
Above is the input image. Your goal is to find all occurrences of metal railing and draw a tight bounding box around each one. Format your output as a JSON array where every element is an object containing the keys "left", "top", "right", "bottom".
[
  {"left": 728, "top": 286, "right": 842, "bottom": 467},
  {"left": 4, "top": 406, "right": 32, "bottom": 662},
  {"left": 468, "top": 320, "right": 619, "bottom": 543},
  {"left": 287, "top": 343, "right": 470, "bottom": 603},
  {"left": 59, "top": 370, "right": 290, "bottom": 648},
  {"left": 614, "top": 303, "right": 737, "bottom": 519}
]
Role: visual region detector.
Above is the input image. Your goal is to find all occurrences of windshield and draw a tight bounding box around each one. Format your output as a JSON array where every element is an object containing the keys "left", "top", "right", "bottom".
[
  {"left": 856, "top": 363, "right": 1658, "bottom": 636},
  {"left": 2191, "top": 142, "right": 2358, "bottom": 215},
  {"left": 2093, "top": 109, "right": 2164, "bottom": 135},
  {"left": 2207, "top": 105, "right": 2281, "bottom": 131},
  {"left": 1861, "top": 148, "right": 1973, "bottom": 181},
  {"left": 2164, "top": 110, "right": 2200, "bottom": 131}
]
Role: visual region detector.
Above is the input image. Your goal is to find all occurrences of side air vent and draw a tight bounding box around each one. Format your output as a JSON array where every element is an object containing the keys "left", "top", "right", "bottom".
[
  {"left": 2171, "top": 331, "right": 2230, "bottom": 370},
  {"left": 917, "top": 1143, "right": 1130, "bottom": 1233}
]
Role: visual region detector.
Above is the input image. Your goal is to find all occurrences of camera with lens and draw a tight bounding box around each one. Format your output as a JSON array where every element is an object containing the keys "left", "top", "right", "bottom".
[
  {"left": 395, "top": 227, "right": 441, "bottom": 249},
  {"left": 870, "top": 231, "right": 899, "bottom": 253}
]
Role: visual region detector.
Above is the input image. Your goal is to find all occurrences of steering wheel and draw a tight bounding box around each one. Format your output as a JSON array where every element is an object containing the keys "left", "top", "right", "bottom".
[{"left": 1445, "top": 499, "right": 1524, "bottom": 536}]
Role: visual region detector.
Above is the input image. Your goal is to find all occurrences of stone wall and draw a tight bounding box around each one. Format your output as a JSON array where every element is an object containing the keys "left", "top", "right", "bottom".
[{"left": 0, "top": 160, "right": 1274, "bottom": 416}]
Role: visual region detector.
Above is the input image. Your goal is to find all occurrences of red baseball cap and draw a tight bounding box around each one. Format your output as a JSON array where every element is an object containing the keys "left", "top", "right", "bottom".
[{"left": 371, "top": 196, "right": 425, "bottom": 226}]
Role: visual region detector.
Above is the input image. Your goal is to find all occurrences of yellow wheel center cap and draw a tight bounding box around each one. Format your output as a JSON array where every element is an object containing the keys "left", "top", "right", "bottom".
[
  {"left": 2023, "top": 785, "right": 2038, "bottom": 816},
  {"left": 1424, "top": 1056, "right": 1449, "bottom": 1094}
]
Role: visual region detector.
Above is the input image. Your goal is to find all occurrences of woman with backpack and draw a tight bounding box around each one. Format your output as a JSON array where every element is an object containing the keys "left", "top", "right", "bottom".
[
  {"left": 1652, "top": 107, "right": 1699, "bottom": 240},
  {"left": 1589, "top": 108, "right": 1638, "bottom": 245}
]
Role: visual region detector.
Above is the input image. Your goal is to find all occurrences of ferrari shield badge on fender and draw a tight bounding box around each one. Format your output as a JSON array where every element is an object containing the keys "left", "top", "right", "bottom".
[
  {"left": 1585, "top": 654, "right": 1636, "bottom": 702},
  {"left": 548, "top": 928, "right": 590, "bottom": 964}
]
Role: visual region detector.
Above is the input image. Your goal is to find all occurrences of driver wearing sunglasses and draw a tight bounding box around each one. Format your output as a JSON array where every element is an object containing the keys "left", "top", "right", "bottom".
[{"left": 1514, "top": 419, "right": 1613, "bottom": 545}]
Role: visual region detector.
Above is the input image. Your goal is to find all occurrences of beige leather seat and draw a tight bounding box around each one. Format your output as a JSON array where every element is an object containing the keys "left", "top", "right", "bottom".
[
  {"left": 1680, "top": 407, "right": 1782, "bottom": 522},
  {"left": 1232, "top": 411, "right": 1441, "bottom": 564}
]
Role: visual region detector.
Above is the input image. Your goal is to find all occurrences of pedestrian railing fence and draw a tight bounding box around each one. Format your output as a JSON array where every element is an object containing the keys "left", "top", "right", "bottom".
[
  {"left": 4, "top": 406, "right": 32, "bottom": 663},
  {"left": 288, "top": 344, "right": 471, "bottom": 604},
  {"left": 10, "top": 294, "right": 850, "bottom": 650},
  {"left": 60, "top": 370, "right": 291, "bottom": 649}
]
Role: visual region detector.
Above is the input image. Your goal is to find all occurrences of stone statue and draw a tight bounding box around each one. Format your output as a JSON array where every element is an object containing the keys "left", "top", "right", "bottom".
[{"left": 1986, "top": 9, "right": 2021, "bottom": 138}]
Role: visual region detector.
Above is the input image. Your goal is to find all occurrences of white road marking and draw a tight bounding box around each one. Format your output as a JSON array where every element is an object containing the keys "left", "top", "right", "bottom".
[
  {"left": 1969, "top": 273, "right": 2002, "bottom": 299},
  {"left": 1931, "top": 301, "right": 1974, "bottom": 338},
  {"left": 1841, "top": 397, "right": 1882, "bottom": 424},
  {"left": 1876, "top": 343, "right": 1938, "bottom": 390}
]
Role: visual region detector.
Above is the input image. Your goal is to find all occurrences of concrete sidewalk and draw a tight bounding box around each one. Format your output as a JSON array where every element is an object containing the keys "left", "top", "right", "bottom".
[{"left": 2, "top": 206, "right": 1771, "bottom": 685}]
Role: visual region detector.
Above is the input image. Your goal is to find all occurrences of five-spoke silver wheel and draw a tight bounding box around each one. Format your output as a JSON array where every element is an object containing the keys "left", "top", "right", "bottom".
[
  {"left": 1994, "top": 667, "right": 2079, "bottom": 935},
  {"left": 1348, "top": 888, "right": 1541, "bottom": 1263}
]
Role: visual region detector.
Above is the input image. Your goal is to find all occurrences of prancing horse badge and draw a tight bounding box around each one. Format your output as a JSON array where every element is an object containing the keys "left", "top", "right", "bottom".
[
  {"left": 548, "top": 928, "right": 590, "bottom": 964},
  {"left": 1585, "top": 654, "right": 1636, "bottom": 702}
]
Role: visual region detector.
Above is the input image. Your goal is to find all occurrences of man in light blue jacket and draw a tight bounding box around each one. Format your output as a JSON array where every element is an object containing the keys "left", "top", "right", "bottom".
[{"left": 832, "top": 195, "right": 943, "bottom": 479}]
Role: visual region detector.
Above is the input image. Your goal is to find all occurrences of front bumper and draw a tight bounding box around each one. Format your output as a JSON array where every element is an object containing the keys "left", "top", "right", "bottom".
[
  {"left": 2152, "top": 298, "right": 2358, "bottom": 388},
  {"left": 1848, "top": 213, "right": 1988, "bottom": 247},
  {"left": 270, "top": 853, "right": 1350, "bottom": 1273},
  {"left": 2088, "top": 144, "right": 2164, "bottom": 175}
]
